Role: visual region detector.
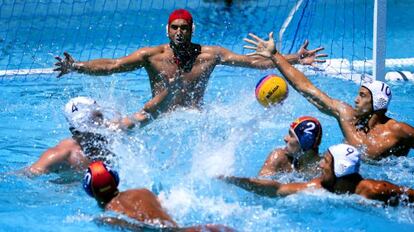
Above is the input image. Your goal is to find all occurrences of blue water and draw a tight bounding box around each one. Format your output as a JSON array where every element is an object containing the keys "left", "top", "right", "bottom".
[{"left": 1, "top": 0, "right": 414, "bottom": 231}]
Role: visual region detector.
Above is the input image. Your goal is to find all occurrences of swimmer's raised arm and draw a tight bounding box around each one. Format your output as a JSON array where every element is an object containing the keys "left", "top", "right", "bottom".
[
  {"left": 270, "top": 51, "right": 349, "bottom": 117},
  {"left": 244, "top": 33, "right": 347, "bottom": 118},
  {"left": 54, "top": 47, "right": 160, "bottom": 78},
  {"left": 219, "top": 175, "right": 322, "bottom": 197},
  {"left": 215, "top": 32, "right": 326, "bottom": 69}
]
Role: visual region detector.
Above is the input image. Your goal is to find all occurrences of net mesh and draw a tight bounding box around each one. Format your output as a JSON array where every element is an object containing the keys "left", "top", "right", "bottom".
[{"left": 0, "top": 0, "right": 412, "bottom": 81}]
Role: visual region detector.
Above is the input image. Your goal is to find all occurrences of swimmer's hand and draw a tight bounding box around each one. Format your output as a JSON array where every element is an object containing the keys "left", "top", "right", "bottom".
[
  {"left": 296, "top": 40, "right": 328, "bottom": 66},
  {"left": 243, "top": 32, "right": 276, "bottom": 58},
  {"left": 107, "top": 111, "right": 152, "bottom": 131},
  {"left": 106, "top": 117, "right": 136, "bottom": 131},
  {"left": 54, "top": 52, "right": 76, "bottom": 78}
]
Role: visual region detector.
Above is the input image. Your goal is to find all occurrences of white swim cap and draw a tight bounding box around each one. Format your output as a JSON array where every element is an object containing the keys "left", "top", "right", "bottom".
[
  {"left": 328, "top": 144, "right": 361, "bottom": 178},
  {"left": 361, "top": 79, "right": 392, "bottom": 111},
  {"left": 64, "top": 97, "right": 99, "bottom": 132}
]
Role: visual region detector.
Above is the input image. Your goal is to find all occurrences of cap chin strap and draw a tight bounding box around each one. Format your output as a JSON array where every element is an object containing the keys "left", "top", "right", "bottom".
[{"left": 165, "top": 24, "right": 196, "bottom": 37}]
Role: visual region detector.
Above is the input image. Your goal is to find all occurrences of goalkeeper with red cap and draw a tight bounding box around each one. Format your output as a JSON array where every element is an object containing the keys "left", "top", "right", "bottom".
[{"left": 55, "top": 9, "right": 327, "bottom": 125}]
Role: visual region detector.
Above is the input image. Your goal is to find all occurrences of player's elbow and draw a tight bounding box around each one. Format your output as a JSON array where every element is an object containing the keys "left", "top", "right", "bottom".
[{"left": 26, "top": 166, "right": 47, "bottom": 176}]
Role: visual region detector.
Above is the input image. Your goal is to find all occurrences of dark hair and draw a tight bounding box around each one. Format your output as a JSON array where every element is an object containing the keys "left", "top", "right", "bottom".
[{"left": 70, "top": 128, "right": 114, "bottom": 164}]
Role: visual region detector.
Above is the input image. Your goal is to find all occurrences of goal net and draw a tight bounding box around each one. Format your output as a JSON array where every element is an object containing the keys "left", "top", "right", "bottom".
[{"left": 0, "top": 0, "right": 413, "bottom": 81}]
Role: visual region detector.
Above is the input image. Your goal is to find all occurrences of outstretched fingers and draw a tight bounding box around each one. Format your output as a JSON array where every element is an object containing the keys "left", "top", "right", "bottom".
[
  {"left": 301, "top": 39, "right": 309, "bottom": 50},
  {"left": 309, "top": 47, "right": 325, "bottom": 54},
  {"left": 268, "top": 31, "right": 274, "bottom": 40},
  {"left": 243, "top": 45, "right": 257, "bottom": 50},
  {"left": 314, "top": 53, "right": 328, "bottom": 63},
  {"left": 243, "top": 38, "right": 258, "bottom": 46},
  {"left": 248, "top": 33, "right": 265, "bottom": 43},
  {"left": 63, "top": 52, "right": 74, "bottom": 62},
  {"left": 53, "top": 52, "right": 73, "bottom": 78},
  {"left": 315, "top": 53, "right": 328, "bottom": 58},
  {"left": 246, "top": 52, "right": 258, "bottom": 56}
]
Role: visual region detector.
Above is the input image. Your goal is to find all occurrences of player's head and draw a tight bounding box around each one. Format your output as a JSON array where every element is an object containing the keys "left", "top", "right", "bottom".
[
  {"left": 330, "top": 144, "right": 361, "bottom": 178},
  {"left": 287, "top": 116, "right": 322, "bottom": 154},
  {"left": 356, "top": 79, "right": 392, "bottom": 116},
  {"left": 167, "top": 9, "right": 194, "bottom": 45},
  {"left": 321, "top": 144, "right": 361, "bottom": 178},
  {"left": 83, "top": 161, "right": 119, "bottom": 206},
  {"left": 64, "top": 97, "right": 103, "bottom": 134}
]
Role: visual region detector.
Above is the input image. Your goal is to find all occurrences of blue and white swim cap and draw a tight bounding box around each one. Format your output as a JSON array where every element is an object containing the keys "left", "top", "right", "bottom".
[
  {"left": 328, "top": 144, "right": 361, "bottom": 178},
  {"left": 64, "top": 96, "right": 99, "bottom": 132},
  {"left": 361, "top": 79, "right": 392, "bottom": 111},
  {"left": 290, "top": 116, "right": 322, "bottom": 151}
]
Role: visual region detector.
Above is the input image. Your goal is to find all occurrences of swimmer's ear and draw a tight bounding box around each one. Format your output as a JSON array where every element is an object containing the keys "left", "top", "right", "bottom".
[{"left": 192, "top": 24, "right": 196, "bottom": 34}]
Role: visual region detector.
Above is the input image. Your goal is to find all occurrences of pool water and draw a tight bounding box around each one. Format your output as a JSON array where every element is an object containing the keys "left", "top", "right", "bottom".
[{"left": 1, "top": 0, "right": 414, "bottom": 231}]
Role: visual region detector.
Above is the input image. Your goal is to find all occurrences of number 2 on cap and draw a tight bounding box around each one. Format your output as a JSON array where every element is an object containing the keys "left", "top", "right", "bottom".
[{"left": 304, "top": 122, "right": 316, "bottom": 134}]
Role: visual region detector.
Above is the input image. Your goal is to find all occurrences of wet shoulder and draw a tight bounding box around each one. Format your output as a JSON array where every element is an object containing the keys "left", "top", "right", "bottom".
[
  {"left": 355, "top": 179, "right": 387, "bottom": 196},
  {"left": 355, "top": 179, "right": 405, "bottom": 204},
  {"left": 337, "top": 101, "right": 356, "bottom": 118},
  {"left": 387, "top": 118, "right": 413, "bottom": 136},
  {"left": 141, "top": 44, "right": 170, "bottom": 57},
  {"left": 57, "top": 138, "right": 81, "bottom": 150},
  {"left": 121, "top": 188, "right": 157, "bottom": 200},
  {"left": 269, "top": 148, "right": 290, "bottom": 164},
  {"left": 266, "top": 148, "right": 292, "bottom": 171},
  {"left": 200, "top": 45, "right": 222, "bottom": 56},
  {"left": 107, "top": 189, "right": 154, "bottom": 209}
]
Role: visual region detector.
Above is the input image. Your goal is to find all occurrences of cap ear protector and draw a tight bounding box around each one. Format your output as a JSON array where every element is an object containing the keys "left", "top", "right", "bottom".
[
  {"left": 83, "top": 161, "right": 119, "bottom": 198},
  {"left": 165, "top": 24, "right": 196, "bottom": 37}
]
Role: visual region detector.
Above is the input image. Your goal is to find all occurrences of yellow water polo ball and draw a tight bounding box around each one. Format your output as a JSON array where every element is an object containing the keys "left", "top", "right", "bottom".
[{"left": 255, "top": 74, "right": 288, "bottom": 107}]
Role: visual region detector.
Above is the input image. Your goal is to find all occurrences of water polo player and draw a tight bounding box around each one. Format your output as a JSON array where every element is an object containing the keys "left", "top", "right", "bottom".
[
  {"left": 259, "top": 116, "right": 322, "bottom": 176},
  {"left": 83, "top": 161, "right": 235, "bottom": 231},
  {"left": 243, "top": 33, "right": 414, "bottom": 160},
  {"left": 27, "top": 97, "right": 114, "bottom": 175},
  {"left": 54, "top": 9, "right": 325, "bottom": 119},
  {"left": 222, "top": 143, "right": 414, "bottom": 205}
]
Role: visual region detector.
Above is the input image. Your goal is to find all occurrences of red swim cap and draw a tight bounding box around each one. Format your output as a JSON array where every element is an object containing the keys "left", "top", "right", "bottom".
[
  {"left": 168, "top": 9, "right": 193, "bottom": 25},
  {"left": 83, "top": 161, "right": 119, "bottom": 200}
]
